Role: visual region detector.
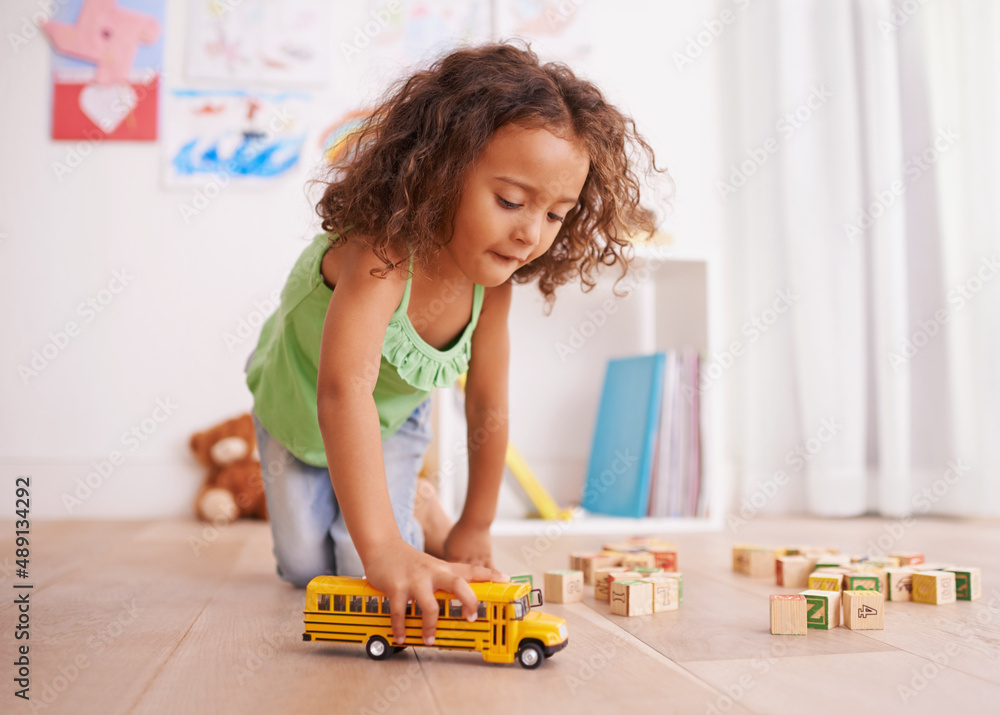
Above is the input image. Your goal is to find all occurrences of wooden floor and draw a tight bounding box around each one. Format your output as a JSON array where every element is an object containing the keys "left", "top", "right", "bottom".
[{"left": 2, "top": 517, "right": 999, "bottom": 715}]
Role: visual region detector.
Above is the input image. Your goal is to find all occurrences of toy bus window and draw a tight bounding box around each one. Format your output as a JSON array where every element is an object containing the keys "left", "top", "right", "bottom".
[
  {"left": 449, "top": 599, "right": 463, "bottom": 618},
  {"left": 366, "top": 596, "right": 379, "bottom": 613},
  {"left": 412, "top": 601, "right": 421, "bottom": 616},
  {"left": 333, "top": 595, "right": 346, "bottom": 612},
  {"left": 437, "top": 599, "right": 446, "bottom": 617},
  {"left": 350, "top": 595, "right": 363, "bottom": 613},
  {"left": 512, "top": 601, "right": 525, "bottom": 620},
  {"left": 477, "top": 601, "right": 487, "bottom": 619},
  {"left": 381, "top": 597, "right": 390, "bottom": 614},
  {"left": 317, "top": 594, "right": 330, "bottom": 611}
]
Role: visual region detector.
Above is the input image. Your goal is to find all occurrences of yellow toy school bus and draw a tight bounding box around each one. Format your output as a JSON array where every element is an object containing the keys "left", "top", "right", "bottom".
[{"left": 303, "top": 576, "right": 569, "bottom": 668}]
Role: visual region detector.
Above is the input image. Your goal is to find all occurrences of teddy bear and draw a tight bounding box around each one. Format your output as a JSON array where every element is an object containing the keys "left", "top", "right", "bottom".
[{"left": 190, "top": 413, "right": 268, "bottom": 524}]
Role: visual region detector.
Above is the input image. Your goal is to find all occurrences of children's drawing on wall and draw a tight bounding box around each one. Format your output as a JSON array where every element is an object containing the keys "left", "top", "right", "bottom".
[
  {"left": 185, "top": 0, "right": 330, "bottom": 87},
  {"left": 346, "top": 0, "right": 490, "bottom": 72},
  {"left": 163, "top": 89, "right": 310, "bottom": 186},
  {"left": 495, "top": 0, "right": 592, "bottom": 62},
  {"left": 43, "top": 0, "right": 165, "bottom": 140},
  {"left": 318, "top": 109, "right": 370, "bottom": 167}
]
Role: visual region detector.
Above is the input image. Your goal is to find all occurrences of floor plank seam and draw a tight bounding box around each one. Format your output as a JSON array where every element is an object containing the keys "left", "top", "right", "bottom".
[
  {"left": 850, "top": 629, "right": 1000, "bottom": 688},
  {"left": 123, "top": 530, "right": 250, "bottom": 714},
  {"left": 412, "top": 651, "right": 447, "bottom": 715},
  {"left": 566, "top": 601, "right": 760, "bottom": 710},
  {"left": 124, "top": 599, "right": 212, "bottom": 715}
]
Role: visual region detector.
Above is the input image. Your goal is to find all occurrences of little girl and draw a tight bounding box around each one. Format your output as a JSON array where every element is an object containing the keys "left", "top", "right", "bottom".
[{"left": 246, "top": 41, "right": 662, "bottom": 647}]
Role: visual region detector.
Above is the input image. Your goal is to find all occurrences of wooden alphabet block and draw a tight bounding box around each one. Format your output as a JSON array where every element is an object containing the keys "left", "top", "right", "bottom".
[
  {"left": 814, "top": 554, "right": 852, "bottom": 568},
  {"left": 544, "top": 570, "right": 584, "bottom": 604},
  {"left": 509, "top": 573, "right": 533, "bottom": 588},
  {"left": 861, "top": 557, "right": 900, "bottom": 569},
  {"left": 594, "top": 567, "right": 628, "bottom": 602},
  {"left": 610, "top": 580, "right": 654, "bottom": 616},
  {"left": 816, "top": 566, "right": 851, "bottom": 583},
  {"left": 889, "top": 551, "right": 925, "bottom": 566},
  {"left": 777, "top": 556, "right": 813, "bottom": 588},
  {"left": 912, "top": 571, "right": 957, "bottom": 605},
  {"left": 568, "top": 552, "right": 591, "bottom": 572},
  {"left": 732, "top": 544, "right": 759, "bottom": 574},
  {"left": 916, "top": 562, "right": 956, "bottom": 572},
  {"left": 604, "top": 571, "right": 643, "bottom": 603},
  {"left": 799, "top": 589, "right": 841, "bottom": 629},
  {"left": 607, "top": 571, "right": 643, "bottom": 589},
  {"left": 808, "top": 571, "right": 844, "bottom": 592},
  {"left": 596, "top": 549, "right": 626, "bottom": 565},
  {"left": 621, "top": 551, "right": 657, "bottom": 570},
  {"left": 603, "top": 540, "right": 648, "bottom": 554},
  {"left": 643, "top": 576, "right": 680, "bottom": 612},
  {"left": 769, "top": 594, "right": 807, "bottom": 635},
  {"left": 842, "top": 590, "right": 884, "bottom": 630},
  {"left": 845, "top": 570, "right": 885, "bottom": 594},
  {"left": 885, "top": 568, "right": 917, "bottom": 602},
  {"left": 946, "top": 567, "right": 982, "bottom": 601},
  {"left": 633, "top": 567, "right": 663, "bottom": 577},
  {"left": 652, "top": 571, "right": 684, "bottom": 603},
  {"left": 570, "top": 553, "right": 619, "bottom": 585},
  {"left": 746, "top": 549, "right": 776, "bottom": 578},
  {"left": 800, "top": 550, "right": 835, "bottom": 564},
  {"left": 646, "top": 541, "right": 679, "bottom": 571}
]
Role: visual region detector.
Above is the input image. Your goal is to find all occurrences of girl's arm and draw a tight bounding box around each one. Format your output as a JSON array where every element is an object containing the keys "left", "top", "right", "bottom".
[
  {"left": 316, "top": 241, "right": 503, "bottom": 647},
  {"left": 444, "top": 280, "right": 512, "bottom": 569}
]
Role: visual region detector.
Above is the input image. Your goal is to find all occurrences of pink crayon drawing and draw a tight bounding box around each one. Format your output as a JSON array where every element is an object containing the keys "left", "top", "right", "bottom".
[{"left": 43, "top": 0, "right": 160, "bottom": 86}]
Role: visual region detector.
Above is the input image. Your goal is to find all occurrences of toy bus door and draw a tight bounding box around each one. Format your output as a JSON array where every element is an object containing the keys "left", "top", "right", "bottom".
[{"left": 489, "top": 603, "right": 512, "bottom": 658}]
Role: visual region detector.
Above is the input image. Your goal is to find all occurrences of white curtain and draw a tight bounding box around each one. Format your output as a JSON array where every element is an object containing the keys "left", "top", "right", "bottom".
[{"left": 721, "top": 0, "right": 1000, "bottom": 518}]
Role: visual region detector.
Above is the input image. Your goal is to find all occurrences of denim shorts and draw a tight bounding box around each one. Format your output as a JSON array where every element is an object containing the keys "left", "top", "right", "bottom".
[{"left": 246, "top": 352, "right": 432, "bottom": 585}]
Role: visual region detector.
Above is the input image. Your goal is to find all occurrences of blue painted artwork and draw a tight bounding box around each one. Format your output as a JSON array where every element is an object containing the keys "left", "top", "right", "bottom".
[
  {"left": 171, "top": 132, "right": 304, "bottom": 177},
  {"left": 164, "top": 89, "right": 309, "bottom": 184}
]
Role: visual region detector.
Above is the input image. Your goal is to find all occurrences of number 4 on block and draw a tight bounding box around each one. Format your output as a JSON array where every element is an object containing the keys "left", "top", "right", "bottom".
[{"left": 842, "top": 590, "right": 884, "bottom": 630}]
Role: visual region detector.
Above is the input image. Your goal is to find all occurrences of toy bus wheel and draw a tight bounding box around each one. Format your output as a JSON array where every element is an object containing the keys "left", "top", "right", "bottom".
[
  {"left": 366, "top": 636, "right": 391, "bottom": 660},
  {"left": 516, "top": 642, "right": 544, "bottom": 669}
]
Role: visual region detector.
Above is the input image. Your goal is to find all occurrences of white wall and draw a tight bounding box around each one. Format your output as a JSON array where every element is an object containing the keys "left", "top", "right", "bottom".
[{"left": 0, "top": 0, "right": 723, "bottom": 518}]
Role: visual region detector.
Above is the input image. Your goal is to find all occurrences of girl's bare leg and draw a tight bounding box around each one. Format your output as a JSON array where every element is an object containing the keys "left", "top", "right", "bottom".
[{"left": 413, "top": 477, "right": 453, "bottom": 559}]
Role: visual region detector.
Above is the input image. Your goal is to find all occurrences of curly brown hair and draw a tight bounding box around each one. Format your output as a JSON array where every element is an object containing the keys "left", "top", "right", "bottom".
[{"left": 315, "top": 40, "right": 668, "bottom": 303}]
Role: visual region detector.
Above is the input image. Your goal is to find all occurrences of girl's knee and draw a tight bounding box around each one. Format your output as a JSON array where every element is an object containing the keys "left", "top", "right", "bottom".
[
  {"left": 271, "top": 528, "right": 334, "bottom": 587},
  {"left": 277, "top": 564, "right": 321, "bottom": 589},
  {"left": 275, "top": 549, "right": 331, "bottom": 588}
]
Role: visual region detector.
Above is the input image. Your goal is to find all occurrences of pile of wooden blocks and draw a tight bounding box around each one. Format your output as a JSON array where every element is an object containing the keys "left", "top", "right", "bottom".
[
  {"left": 540, "top": 537, "right": 682, "bottom": 617},
  {"left": 731, "top": 545, "right": 982, "bottom": 635}
]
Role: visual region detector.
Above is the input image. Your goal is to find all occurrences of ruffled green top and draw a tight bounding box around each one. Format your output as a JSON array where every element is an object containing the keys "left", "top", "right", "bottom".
[{"left": 247, "top": 232, "right": 485, "bottom": 467}]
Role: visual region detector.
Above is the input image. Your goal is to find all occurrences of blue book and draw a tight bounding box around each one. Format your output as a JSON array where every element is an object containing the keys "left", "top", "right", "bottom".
[{"left": 581, "top": 353, "right": 666, "bottom": 518}]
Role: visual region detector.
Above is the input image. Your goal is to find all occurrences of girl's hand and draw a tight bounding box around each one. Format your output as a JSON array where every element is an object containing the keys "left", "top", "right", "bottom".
[
  {"left": 443, "top": 519, "right": 498, "bottom": 570},
  {"left": 363, "top": 537, "right": 505, "bottom": 647}
]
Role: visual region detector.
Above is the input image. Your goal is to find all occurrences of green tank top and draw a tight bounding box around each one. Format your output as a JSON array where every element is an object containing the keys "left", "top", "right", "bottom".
[{"left": 246, "top": 232, "right": 485, "bottom": 466}]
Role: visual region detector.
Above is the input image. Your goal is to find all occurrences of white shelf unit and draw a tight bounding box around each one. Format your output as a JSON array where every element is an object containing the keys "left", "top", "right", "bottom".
[{"left": 433, "top": 243, "right": 727, "bottom": 536}]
